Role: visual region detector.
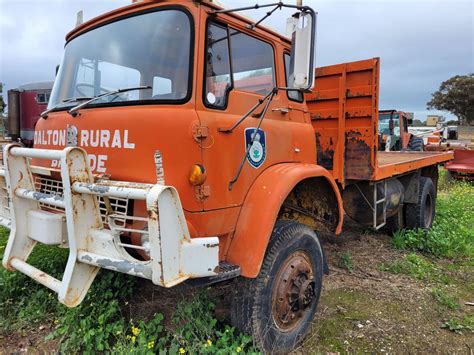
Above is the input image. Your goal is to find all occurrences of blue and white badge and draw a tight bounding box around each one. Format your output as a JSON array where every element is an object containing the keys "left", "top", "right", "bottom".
[{"left": 245, "top": 127, "right": 267, "bottom": 169}]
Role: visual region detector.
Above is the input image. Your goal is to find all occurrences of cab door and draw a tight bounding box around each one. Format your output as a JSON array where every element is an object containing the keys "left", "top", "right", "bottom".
[{"left": 195, "top": 18, "right": 313, "bottom": 211}]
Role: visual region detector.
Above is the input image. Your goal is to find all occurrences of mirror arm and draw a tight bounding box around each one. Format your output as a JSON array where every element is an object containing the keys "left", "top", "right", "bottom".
[
  {"left": 218, "top": 88, "right": 277, "bottom": 133},
  {"left": 211, "top": 3, "right": 283, "bottom": 15},
  {"left": 211, "top": 2, "right": 311, "bottom": 15},
  {"left": 228, "top": 88, "right": 277, "bottom": 191},
  {"left": 247, "top": 3, "right": 283, "bottom": 30}
]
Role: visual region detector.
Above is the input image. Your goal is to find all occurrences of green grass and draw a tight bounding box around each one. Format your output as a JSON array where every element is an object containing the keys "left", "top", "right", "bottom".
[
  {"left": 431, "top": 287, "right": 459, "bottom": 310},
  {"left": 0, "top": 230, "right": 256, "bottom": 353},
  {"left": 441, "top": 315, "right": 474, "bottom": 334},
  {"left": 393, "top": 180, "right": 474, "bottom": 259},
  {"left": 0, "top": 228, "right": 68, "bottom": 333},
  {"left": 378, "top": 253, "right": 445, "bottom": 282}
]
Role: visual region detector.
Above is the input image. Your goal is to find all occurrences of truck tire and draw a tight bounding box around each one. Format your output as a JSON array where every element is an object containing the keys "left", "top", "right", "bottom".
[
  {"left": 405, "top": 177, "right": 436, "bottom": 230},
  {"left": 231, "top": 220, "right": 324, "bottom": 352},
  {"left": 407, "top": 136, "right": 424, "bottom": 151}
]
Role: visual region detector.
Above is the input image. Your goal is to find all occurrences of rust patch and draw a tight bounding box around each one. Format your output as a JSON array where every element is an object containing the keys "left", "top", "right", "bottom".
[
  {"left": 315, "top": 132, "right": 334, "bottom": 170},
  {"left": 345, "top": 130, "right": 373, "bottom": 180},
  {"left": 278, "top": 178, "right": 339, "bottom": 233},
  {"left": 311, "top": 113, "right": 335, "bottom": 120}
]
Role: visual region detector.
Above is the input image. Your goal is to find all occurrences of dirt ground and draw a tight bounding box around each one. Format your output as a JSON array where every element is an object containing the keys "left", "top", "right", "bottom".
[
  {"left": 2, "top": 219, "right": 472, "bottom": 354},
  {"left": 299, "top": 221, "right": 474, "bottom": 354}
]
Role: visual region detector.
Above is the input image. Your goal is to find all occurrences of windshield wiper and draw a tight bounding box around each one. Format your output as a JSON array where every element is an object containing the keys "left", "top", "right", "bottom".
[
  {"left": 68, "top": 86, "right": 151, "bottom": 117},
  {"left": 40, "top": 97, "right": 93, "bottom": 119}
]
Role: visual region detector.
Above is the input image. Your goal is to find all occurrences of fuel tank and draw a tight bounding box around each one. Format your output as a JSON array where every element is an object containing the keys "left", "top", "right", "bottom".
[{"left": 342, "top": 178, "right": 405, "bottom": 226}]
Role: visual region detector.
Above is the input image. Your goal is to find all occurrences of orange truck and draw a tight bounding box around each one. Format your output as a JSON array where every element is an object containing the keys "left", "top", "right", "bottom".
[
  {"left": 378, "top": 109, "right": 424, "bottom": 151},
  {"left": 0, "top": 0, "right": 453, "bottom": 351}
]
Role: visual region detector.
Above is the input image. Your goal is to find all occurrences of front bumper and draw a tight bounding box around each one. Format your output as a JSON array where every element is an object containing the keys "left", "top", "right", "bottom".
[{"left": 0, "top": 144, "right": 219, "bottom": 307}]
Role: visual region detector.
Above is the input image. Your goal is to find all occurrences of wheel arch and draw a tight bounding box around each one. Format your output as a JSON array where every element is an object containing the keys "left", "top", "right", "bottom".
[{"left": 226, "top": 163, "right": 343, "bottom": 278}]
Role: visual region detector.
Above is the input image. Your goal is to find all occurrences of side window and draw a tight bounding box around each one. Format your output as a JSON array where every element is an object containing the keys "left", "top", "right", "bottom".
[
  {"left": 204, "top": 22, "right": 275, "bottom": 109},
  {"left": 230, "top": 29, "right": 275, "bottom": 95},
  {"left": 36, "top": 93, "right": 51, "bottom": 104},
  {"left": 204, "top": 23, "right": 232, "bottom": 108},
  {"left": 284, "top": 53, "right": 303, "bottom": 102}
]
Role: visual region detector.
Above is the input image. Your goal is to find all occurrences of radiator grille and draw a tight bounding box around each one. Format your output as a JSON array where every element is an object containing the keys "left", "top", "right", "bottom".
[{"left": 34, "top": 176, "right": 128, "bottom": 227}]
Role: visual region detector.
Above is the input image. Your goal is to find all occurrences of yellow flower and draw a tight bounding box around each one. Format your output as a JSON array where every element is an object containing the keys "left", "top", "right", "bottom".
[
  {"left": 53, "top": 319, "right": 59, "bottom": 325},
  {"left": 236, "top": 346, "right": 242, "bottom": 353},
  {"left": 179, "top": 348, "right": 185, "bottom": 354},
  {"left": 131, "top": 336, "right": 136, "bottom": 343},
  {"left": 131, "top": 326, "right": 140, "bottom": 336},
  {"left": 147, "top": 341, "right": 155, "bottom": 349},
  {"left": 207, "top": 339, "right": 212, "bottom": 346}
]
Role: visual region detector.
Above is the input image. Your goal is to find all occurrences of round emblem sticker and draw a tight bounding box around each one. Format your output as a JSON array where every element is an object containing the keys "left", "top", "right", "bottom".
[{"left": 250, "top": 140, "right": 264, "bottom": 164}]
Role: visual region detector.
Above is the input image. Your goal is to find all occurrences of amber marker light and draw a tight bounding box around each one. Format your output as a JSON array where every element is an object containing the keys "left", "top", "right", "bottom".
[{"left": 189, "top": 164, "right": 207, "bottom": 186}]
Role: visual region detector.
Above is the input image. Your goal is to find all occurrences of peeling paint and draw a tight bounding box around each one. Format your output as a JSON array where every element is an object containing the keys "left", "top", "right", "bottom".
[{"left": 345, "top": 130, "right": 373, "bottom": 180}]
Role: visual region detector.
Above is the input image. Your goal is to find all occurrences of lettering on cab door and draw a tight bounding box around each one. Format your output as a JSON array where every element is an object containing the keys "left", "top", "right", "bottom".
[{"left": 33, "top": 128, "right": 136, "bottom": 173}]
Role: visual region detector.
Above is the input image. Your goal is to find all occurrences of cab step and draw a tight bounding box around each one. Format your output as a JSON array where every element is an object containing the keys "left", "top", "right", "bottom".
[{"left": 186, "top": 262, "right": 241, "bottom": 287}]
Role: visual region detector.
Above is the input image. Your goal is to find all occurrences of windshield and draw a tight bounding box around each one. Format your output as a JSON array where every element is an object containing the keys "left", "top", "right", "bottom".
[
  {"left": 49, "top": 9, "right": 192, "bottom": 109},
  {"left": 379, "top": 113, "right": 400, "bottom": 136}
]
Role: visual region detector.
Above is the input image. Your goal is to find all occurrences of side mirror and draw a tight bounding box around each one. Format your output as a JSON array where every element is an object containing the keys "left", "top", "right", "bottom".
[
  {"left": 407, "top": 118, "right": 413, "bottom": 125},
  {"left": 286, "top": 9, "right": 317, "bottom": 91}
]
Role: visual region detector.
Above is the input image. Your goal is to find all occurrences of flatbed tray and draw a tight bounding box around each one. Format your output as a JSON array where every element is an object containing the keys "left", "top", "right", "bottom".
[{"left": 375, "top": 151, "right": 453, "bottom": 180}]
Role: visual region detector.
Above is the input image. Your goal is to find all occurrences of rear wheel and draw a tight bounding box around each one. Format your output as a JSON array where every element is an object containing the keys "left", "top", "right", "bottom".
[
  {"left": 231, "top": 220, "right": 324, "bottom": 353},
  {"left": 407, "top": 136, "right": 424, "bottom": 151},
  {"left": 405, "top": 177, "right": 436, "bottom": 229}
]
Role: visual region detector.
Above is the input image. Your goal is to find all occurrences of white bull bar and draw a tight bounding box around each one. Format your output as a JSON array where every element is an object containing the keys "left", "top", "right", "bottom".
[{"left": 0, "top": 144, "right": 219, "bottom": 307}]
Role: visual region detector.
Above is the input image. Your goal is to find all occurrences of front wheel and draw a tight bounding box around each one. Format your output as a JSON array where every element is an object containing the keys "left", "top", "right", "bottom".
[{"left": 231, "top": 221, "right": 324, "bottom": 352}]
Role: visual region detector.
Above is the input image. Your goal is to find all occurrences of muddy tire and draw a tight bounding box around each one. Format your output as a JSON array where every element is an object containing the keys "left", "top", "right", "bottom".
[
  {"left": 407, "top": 136, "right": 424, "bottom": 151},
  {"left": 231, "top": 220, "right": 324, "bottom": 353},
  {"left": 405, "top": 177, "right": 436, "bottom": 230}
]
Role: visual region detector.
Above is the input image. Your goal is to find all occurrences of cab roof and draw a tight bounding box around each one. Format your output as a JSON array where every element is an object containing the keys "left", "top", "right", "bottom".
[{"left": 66, "top": 0, "right": 291, "bottom": 44}]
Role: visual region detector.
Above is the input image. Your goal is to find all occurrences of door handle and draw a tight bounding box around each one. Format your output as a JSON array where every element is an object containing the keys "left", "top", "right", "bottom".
[{"left": 272, "top": 108, "right": 289, "bottom": 114}]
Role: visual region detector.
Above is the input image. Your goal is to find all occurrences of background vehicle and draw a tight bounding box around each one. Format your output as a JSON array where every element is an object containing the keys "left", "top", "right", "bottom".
[
  {"left": 0, "top": 1, "right": 453, "bottom": 351},
  {"left": 445, "top": 147, "right": 474, "bottom": 180},
  {"left": 7, "top": 81, "right": 53, "bottom": 146},
  {"left": 378, "top": 110, "right": 424, "bottom": 151}
]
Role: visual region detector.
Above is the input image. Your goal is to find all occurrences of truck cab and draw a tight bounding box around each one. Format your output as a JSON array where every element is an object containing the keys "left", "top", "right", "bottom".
[{"left": 378, "top": 109, "right": 421, "bottom": 151}]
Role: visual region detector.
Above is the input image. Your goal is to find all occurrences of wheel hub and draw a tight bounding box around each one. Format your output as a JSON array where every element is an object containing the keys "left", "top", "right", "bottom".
[{"left": 272, "top": 252, "right": 315, "bottom": 331}]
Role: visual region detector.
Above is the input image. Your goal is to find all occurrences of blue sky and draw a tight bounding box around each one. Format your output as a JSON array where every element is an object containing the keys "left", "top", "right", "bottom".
[{"left": 1, "top": 0, "right": 473, "bottom": 120}]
